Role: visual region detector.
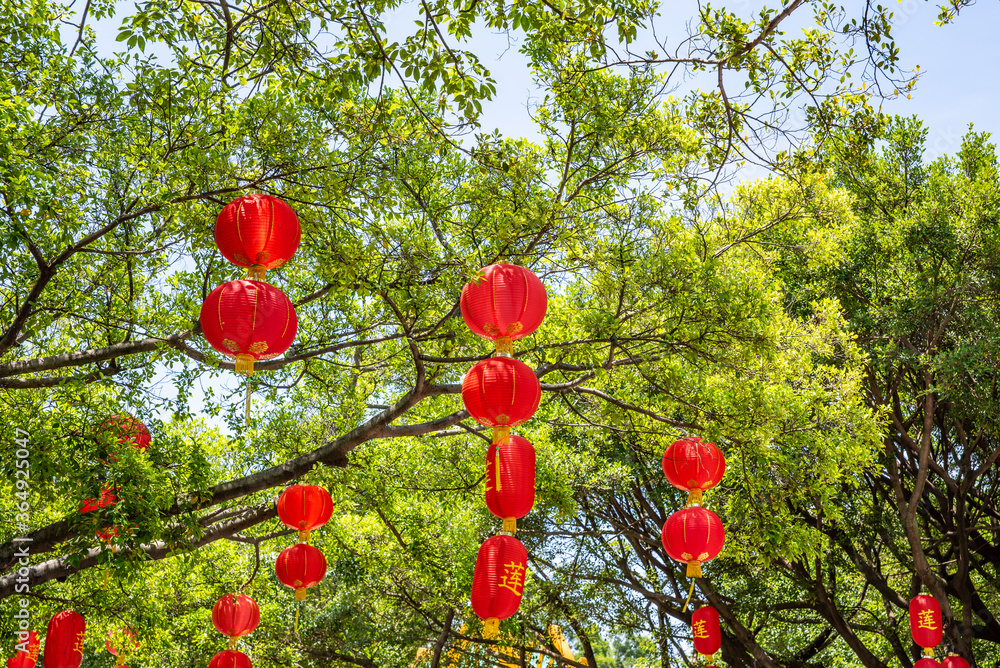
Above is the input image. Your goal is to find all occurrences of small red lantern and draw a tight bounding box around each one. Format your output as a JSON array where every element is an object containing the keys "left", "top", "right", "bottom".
[
  {"left": 915, "top": 660, "right": 941, "bottom": 668},
  {"left": 208, "top": 650, "right": 252, "bottom": 668},
  {"left": 462, "top": 357, "right": 541, "bottom": 443},
  {"left": 7, "top": 632, "right": 40, "bottom": 668},
  {"left": 277, "top": 485, "right": 334, "bottom": 542},
  {"left": 662, "top": 437, "right": 725, "bottom": 505},
  {"left": 215, "top": 194, "right": 301, "bottom": 281},
  {"left": 79, "top": 485, "right": 117, "bottom": 514},
  {"left": 941, "top": 657, "right": 970, "bottom": 668},
  {"left": 692, "top": 605, "right": 721, "bottom": 656},
  {"left": 104, "top": 628, "right": 138, "bottom": 665},
  {"left": 42, "top": 611, "right": 85, "bottom": 668},
  {"left": 212, "top": 594, "right": 260, "bottom": 643},
  {"left": 470, "top": 535, "right": 528, "bottom": 639},
  {"left": 199, "top": 280, "right": 297, "bottom": 376},
  {"left": 662, "top": 507, "right": 725, "bottom": 578},
  {"left": 275, "top": 543, "right": 327, "bottom": 601},
  {"left": 460, "top": 264, "right": 547, "bottom": 354},
  {"left": 910, "top": 595, "right": 943, "bottom": 649},
  {"left": 485, "top": 435, "right": 535, "bottom": 533},
  {"left": 99, "top": 415, "right": 151, "bottom": 454}
]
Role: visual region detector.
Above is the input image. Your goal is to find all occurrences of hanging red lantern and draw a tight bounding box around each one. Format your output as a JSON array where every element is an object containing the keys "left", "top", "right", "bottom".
[
  {"left": 692, "top": 605, "right": 721, "bottom": 656},
  {"left": 99, "top": 415, "right": 151, "bottom": 454},
  {"left": 661, "top": 507, "right": 725, "bottom": 578},
  {"left": 7, "top": 632, "right": 40, "bottom": 668},
  {"left": 215, "top": 194, "right": 301, "bottom": 281},
  {"left": 41, "top": 611, "right": 85, "bottom": 668},
  {"left": 275, "top": 543, "right": 327, "bottom": 601},
  {"left": 462, "top": 357, "right": 541, "bottom": 443},
  {"left": 910, "top": 595, "right": 943, "bottom": 649},
  {"left": 277, "top": 485, "right": 334, "bottom": 542},
  {"left": 460, "top": 264, "right": 548, "bottom": 355},
  {"left": 104, "top": 628, "right": 138, "bottom": 665},
  {"left": 940, "top": 657, "right": 969, "bottom": 668},
  {"left": 79, "top": 485, "right": 117, "bottom": 514},
  {"left": 199, "top": 280, "right": 297, "bottom": 375},
  {"left": 208, "top": 650, "right": 252, "bottom": 668},
  {"left": 470, "top": 535, "right": 528, "bottom": 640},
  {"left": 662, "top": 437, "right": 725, "bottom": 505},
  {"left": 485, "top": 435, "right": 535, "bottom": 533},
  {"left": 915, "top": 660, "right": 941, "bottom": 668},
  {"left": 212, "top": 594, "right": 261, "bottom": 644}
]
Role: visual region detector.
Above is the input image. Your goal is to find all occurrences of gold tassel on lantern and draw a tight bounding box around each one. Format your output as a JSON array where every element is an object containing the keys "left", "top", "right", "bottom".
[
  {"left": 502, "top": 517, "right": 517, "bottom": 534},
  {"left": 248, "top": 265, "right": 266, "bottom": 281},
  {"left": 495, "top": 337, "right": 514, "bottom": 356},
  {"left": 687, "top": 489, "right": 703, "bottom": 506},
  {"left": 686, "top": 561, "right": 702, "bottom": 578},
  {"left": 482, "top": 617, "right": 500, "bottom": 640},
  {"left": 234, "top": 353, "right": 255, "bottom": 375},
  {"left": 299, "top": 528, "right": 311, "bottom": 543},
  {"left": 295, "top": 587, "right": 307, "bottom": 602},
  {"left": 492, "top": 425, "right": 510, "bottom": 444},
  {"left": 227, "top": 637, "right": 238, "bottom": 650}
]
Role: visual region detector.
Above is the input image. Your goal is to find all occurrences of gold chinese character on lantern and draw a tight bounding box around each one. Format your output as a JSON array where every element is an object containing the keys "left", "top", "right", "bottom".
[
  {"left": 72, "top": 637, "right": 85, "bottom": 653},
  {"left": 692, "top": 620, "right": 709, "bottom": 639},
  {"left": 917, "top": 609, "right": 938, "bottom": 630},
  {"left": 498, "top": 561, "right": 526, "bottom": 596}
]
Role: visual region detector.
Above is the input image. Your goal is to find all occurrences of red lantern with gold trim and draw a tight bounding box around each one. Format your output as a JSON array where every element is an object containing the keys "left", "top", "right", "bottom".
[
  {"left": 215, "top": 194, "right": 301, "bottom": 281},
  {"left": 910, "top": 595, "right": 943, "bottom": 649},
  {"left": 209, "top": 650, "right": 252, "bottom": 668},
  {"left": 42, "top": 611, "right": 85, "bottom": 668},
  {"left": 470, "top": 535, "right": 528, "bottom": 640},
  {"left": 7, "top": 632, "right": 40, "bottom": 668},
  {"left": 460, "top": 264, "right": 547, "bottom": 355},
  {"left": 915, "top": 660, "right": 941, "bottom": 668},
  {"left": 941, "top": 657, "right": 970, "bottom": 668},
  {"left": 462, "top": 358, "right": 541, "bottom": 443},
  {"left": 662, "top": 507, "right": 725, "bottom": 578},
  {"left": 199, "top": 280, "right": 297, "bottom": 376},
  {"left": 275, "top": 544, "right": 326, "bottom": 601},
  {"left": 692, "top": 606, "right": 721, "bottom": 656},
  {"left": 485, "top": 435, "right": 535, "bottom": 533},
  {"left": 662, "top": 437, "right": 725, "bottom": 505},
  {"left": 277, "top": 485, "right": 333, "bottom": 542},
  {"left": 212, "top": 594, "right": 260, "bottom": 643}
]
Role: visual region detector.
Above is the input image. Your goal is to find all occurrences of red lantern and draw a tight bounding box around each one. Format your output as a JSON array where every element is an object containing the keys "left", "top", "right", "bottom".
[
  {"left": 212, "top": 594, "right": 260, "bottom": 641},
  {"left": 941, "top": 657, "right": 970, "bottom": 668},
  {"left": 7, "top": 632, "right": 40, "bottom": 668},
  {"left": 462, "top": 358, "right": 541, "bottom": 443},
  {"left": 42, "top": 611, "right": 85, "bottom": 668},
  {"left": 460, "top": 264, "right": 548, "bottom": 354},
  {"left": 104, "top": 628, "right": 138, "bottom": 665},
  {"left": 910, "top": 595, "right": 943, "bottom": 648},
  {"left": 661, "top": 507, "right": 725, "bottom": 578},
  {"left": 470, "top": 535, "right": 528, "bottom": 639},
  {"left": 915, "top": 660, "right": 941, "bottom": 668},
  {"left": 485, "top": 435, "right": 535, "bottom": 533},
  {"left": 79, "top": 485, "right": 117, "bottom": 514},
  {"left": 277, "top": 485, "right": 334, "bottom": 542},
  {"left": 692, "top": 606, "right": 721, "bottom": 656},
  {"left": 275, "top": 543, "right": 327, "bottom": 601},
  {"left": 208, "top": 650, "right": 252, "bottom": 668},
  {"left": 662, "top": 437, "right": 725, "bottom": 505},
  {"left": 199, "top": 280, "right": 297, "bottom": 375},
  {"left": 99, "top": 415, "right": 151, "bottom": 454},
  {"left": 215, "top": 194, "right": 301, "bottom": 281}
]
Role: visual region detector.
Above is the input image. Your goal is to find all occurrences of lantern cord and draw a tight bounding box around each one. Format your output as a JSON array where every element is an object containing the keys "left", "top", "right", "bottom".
[
  {"left": 682, "top": 579, "right": 696, "bottom": 613},
  {"left": 104, "top": 568, "right": 109, "bottom": 588},
  {"left": 495, "top": 451, "right": 502, "bottom": 491},
  {"left": 245, "top": 381, "right": 252, "bottom": 425}
]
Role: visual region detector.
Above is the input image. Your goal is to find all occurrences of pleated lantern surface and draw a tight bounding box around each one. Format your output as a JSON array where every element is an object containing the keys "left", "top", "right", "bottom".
[
  {"left": 275, "top": 543, "right": 327, "bottom": 601},
  {"left": 460, "top": 264, "right": 547, "bottom": 354},
  {"left": 6, "top": 632, "right": 40, "bottom": 668},
  {"left": 692, "top": 606, "right": 721, "bottom": 656},
  {"left": 485, "top": 435, "right": 535, "bottom": 533},
  {"left": 470, "top": 535, "right": 528, "bottom": 639},
  {"left": 910, "top": 595, "right": 943, "bottom": 649},
  {"left": 42, "top": 611, "right": 85, "bottom": 668},
  {"left": 100, "top": 415, "right": 151, "bottom": 453},
  {"left": 941, "top": 657, "right": 970, "bottom": 668},
  {"left": 199, "top": 280, "right": 297, "bottom": 375},
  {"left": 662, "top": 437, "right": 725, "bottom": 505},
  {"left": 212, "top": 594, "right": 260, "bottom": 644},
  {"left": 215, "top": 194, "right": 301, "bottom": 281},
  {"left": 462, "top": 357, "right": 541, "bottom": 443},
  {"left": 277, "top": 485, "right": 333, "bottom": 542},
  {"left": 915, "top": 660, "right": 941, "bottom": 668},
  {"left": 209, "top": 650, "right": 252, "bottom": 668},
  {"left": 661, "top": 506, "right": 725, "bottom": 578}
]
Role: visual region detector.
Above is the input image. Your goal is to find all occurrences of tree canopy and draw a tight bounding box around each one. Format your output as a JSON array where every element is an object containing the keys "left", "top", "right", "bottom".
[{"left": 1, "top": 0, "right": 998, "bottom": 667}]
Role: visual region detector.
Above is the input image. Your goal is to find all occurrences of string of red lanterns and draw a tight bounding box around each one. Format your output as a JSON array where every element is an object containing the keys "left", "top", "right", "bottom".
[
  {"left": 200, "top": 195, "right": 301, "bottom": 421},
  {"left": 460, "top": 263, "right": 547, "bottom": 639}
]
